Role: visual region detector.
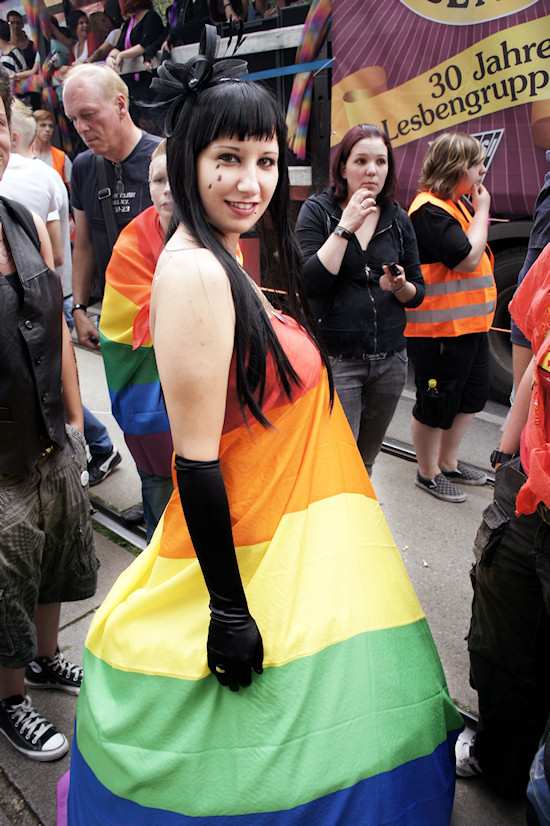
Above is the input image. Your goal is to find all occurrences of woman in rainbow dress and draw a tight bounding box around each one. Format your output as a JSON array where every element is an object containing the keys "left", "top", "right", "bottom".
[{"left": 67, "top": 27, "right": 462, "bottom": 825}]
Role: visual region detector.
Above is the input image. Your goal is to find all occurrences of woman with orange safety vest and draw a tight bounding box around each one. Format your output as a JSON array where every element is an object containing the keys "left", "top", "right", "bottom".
[{"left": 406, "top": 132, "right": 496, "bottom": 503}]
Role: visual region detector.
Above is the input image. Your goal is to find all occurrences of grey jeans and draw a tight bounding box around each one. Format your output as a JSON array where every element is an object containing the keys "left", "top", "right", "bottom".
[{"left": 330, "top": 349, "right": 408, "bottom": 475}]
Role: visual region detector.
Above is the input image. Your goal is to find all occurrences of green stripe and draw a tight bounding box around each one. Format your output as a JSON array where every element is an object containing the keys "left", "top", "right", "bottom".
[
  {"left": 77, "top": 622, "right": 461, "bottom": 817},
  {"left": 99, "top": 334, "right": 160, "bottom": 393}
]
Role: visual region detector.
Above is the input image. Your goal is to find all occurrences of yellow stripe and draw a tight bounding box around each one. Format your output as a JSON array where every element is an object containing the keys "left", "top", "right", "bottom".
[
  {"left": 86, "top": 493, "right": 424, "bottom": 679},
  {"left": 98, "top": 283, "right": 139, "bottom": 346}
]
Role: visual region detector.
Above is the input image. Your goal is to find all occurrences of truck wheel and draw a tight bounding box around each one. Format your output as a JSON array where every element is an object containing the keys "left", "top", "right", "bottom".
[{"left": 488, "top": 245, "right": 527, "bottom": 405}]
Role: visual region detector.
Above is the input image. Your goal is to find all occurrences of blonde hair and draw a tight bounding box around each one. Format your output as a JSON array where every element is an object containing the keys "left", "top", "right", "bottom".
[
  {"left": 11, "top": 99, "right": 36, "bottom": 148},
  {"left": 88, "top": 11, "right": 112, "bottom": 34},
  {"left": 418, "top": 132, "right": 485, "bottom": 200},
  {"left": 64, "top": 63, "right": 129, "bottom": 107},
  {"left": 148, "top": 138, "right": 166, "bottom": 180}
]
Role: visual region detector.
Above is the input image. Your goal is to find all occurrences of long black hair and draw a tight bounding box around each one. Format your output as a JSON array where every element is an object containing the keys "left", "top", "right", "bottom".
[{"left": 155, "top": 36, "right": 332, "bottom": 426}]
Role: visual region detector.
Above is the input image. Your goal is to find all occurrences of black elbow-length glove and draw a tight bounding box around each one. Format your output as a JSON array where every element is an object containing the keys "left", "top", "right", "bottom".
[{"left": 175, "top": 454, "right": 263, "bottom": 691}]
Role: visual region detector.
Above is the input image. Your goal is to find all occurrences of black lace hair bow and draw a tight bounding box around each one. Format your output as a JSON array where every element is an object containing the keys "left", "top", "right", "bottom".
[{"left": 151, "top": 24, "right": 248, "bottom": 138}]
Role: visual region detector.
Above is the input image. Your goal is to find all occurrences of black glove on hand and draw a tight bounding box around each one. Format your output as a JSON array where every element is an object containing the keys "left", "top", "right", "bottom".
[
  {"left": 208, "top": 607, "right": 263, "bottom": 691},
  {"left": 175, "top": 454, "right": 264, "bottom": 691}
]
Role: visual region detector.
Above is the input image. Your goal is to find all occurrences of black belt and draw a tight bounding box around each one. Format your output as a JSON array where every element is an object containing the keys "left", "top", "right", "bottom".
[
  {"left": 37, "top": 444, "right": 55, "bottom": 461},
  {"left": 331, "top": 348, "right": 403, "bottom": 362}
]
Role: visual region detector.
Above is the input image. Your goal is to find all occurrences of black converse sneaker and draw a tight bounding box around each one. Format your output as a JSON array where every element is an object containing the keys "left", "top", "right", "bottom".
[
  {"left": 25, "top": 648, "right": 83, "bottom": 695},
  {"left": 0, "top": 695, "right": 69, "bottom": 761}
]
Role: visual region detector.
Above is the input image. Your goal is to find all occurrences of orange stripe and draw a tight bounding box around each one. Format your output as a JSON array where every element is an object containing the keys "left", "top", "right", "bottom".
[
  {"left": 159, "top": 380, "right": 373, "bottom": 559},
  {"left": 104, "top": 209, "right": 163, "bottom": 309}
]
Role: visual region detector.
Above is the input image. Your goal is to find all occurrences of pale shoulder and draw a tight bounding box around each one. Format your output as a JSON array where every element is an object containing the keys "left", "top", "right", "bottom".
[
  {"left": 154, "top": 244, "right": 232, "bottom": 302},
  {"left": 151, "top": 244, "right": 235, "bottom": 341}
]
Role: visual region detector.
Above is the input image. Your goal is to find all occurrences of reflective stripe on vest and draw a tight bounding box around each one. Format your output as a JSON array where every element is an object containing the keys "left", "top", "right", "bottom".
[{"left": 405, "top": 191, "right": 496, "bottom": 338}]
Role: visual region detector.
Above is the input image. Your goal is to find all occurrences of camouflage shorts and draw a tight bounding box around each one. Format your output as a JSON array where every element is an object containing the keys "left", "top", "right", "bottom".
[{"left": 0, "top": 424, "right": 97, "bottom": 668}]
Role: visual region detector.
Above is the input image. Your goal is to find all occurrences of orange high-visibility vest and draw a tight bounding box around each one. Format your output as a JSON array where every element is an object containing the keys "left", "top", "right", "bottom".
[
  {"left": 50, "top": 145, "right": 67, "bottom": 185},
  {"left": 405, "top": 191, "right": 495, "bottom": 338}
]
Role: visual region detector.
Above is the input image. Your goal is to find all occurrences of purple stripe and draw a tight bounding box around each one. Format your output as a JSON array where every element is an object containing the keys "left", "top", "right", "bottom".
[{"left": 124, "top": 430, "right": 173, "bottom": 477}]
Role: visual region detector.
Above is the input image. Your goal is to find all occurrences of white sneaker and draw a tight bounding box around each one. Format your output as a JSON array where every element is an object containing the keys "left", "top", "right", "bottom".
[{"left": 455, "top": 728, "right": 483, "bottom": 778}]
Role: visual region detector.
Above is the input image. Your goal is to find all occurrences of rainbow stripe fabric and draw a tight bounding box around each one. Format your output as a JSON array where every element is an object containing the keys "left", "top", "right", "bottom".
[
  {"left": 68, "top": 314, "right": 461, "bottom": 824},
  {"left": 98, "top": 206, "right": 173, "bottom": 477}
]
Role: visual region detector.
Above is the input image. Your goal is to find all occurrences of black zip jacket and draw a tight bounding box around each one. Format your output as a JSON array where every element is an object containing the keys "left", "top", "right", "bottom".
[{"left": 296, "top": 187, "right": 424, "bottom": 357}]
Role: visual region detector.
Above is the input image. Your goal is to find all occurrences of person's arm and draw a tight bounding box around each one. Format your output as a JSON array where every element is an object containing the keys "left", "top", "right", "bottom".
[
  {"left": 454, "top": 183, "right": 491, "bottom": 273},
  {"left": 46, "top": 217, "right": 63, "bottom": 268},
  {"left": 33, "top": 212, "right": 83, "bottom": 431},
  {"left": 71, "top": 206, "right": 101, "bottom": 350},
  {"left": 151, "top": 248, "right": 234, "bottom": 459},
  {"left": 62, "top": 155, "right": 72, "bottom": 191},
  {"left": 379, "top": 210, "right": 425, "bottom": 306},
  {"left": 151, "top": 246, "right": 262, "bottom": 690},
  {"left": 496, "top": 354, "right": 534, "bottom": 460},
  {"left": 513, "top": 343, "right": 533, "bottom": 393},
  {"left": 114, "top": 42, "right": 144, "bottom": 71},
  {"left": 13, "top": 53, "right": 39, "bottom": 81},
  {"left": 317, "top": 189, "right": 378, "bottom": 275},
  {"left": 50, "top": 18, "right": 74, "bottom": 49},
  {"left": 105, "top": 25, "right": 125, "bottom": 68},
  {"left": 295, "top": 196, "right": 374, "bottom": 299},
  {"left": 379, "top": 263, "right": 417, "bottom": 303},
  {"left": 87, "top": 39, "right": 115, "bottom": 62},
  {"left": 61, "top": 315, "right": 84, "bottom": 432}
]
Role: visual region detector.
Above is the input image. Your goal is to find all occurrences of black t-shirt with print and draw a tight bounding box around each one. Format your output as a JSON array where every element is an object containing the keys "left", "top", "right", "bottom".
[{"left": 71, "top": 131, "right": 161, "bottom": 287}]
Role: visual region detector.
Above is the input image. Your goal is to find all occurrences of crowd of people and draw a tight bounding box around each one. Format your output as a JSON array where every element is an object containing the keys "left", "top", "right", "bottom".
[
  {"left": 0, "top": 0, "right": 310, "bottom": 138},
  {"left": 0, "top": 7, "right": 549, "bottom": 825}
]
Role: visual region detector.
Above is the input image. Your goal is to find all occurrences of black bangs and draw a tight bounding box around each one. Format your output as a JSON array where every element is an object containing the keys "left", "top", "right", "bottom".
[{"left": 192, "top": 82, "right": 282, "bottom": 152}]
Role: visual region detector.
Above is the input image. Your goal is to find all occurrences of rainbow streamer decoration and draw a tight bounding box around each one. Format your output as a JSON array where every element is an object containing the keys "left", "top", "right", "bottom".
[
  {"left": 68, "top": 307, "right": 461, "bottom": 824},
  {"left": 286, "top": 0, "right": 331, "bottom": 160},
  {"left": 98, "top": 206, "right": 173, "bottom": 477},
  {"left": 12, "top": 55, "right": 72, "bottom": 153},
  {"left": 22, "top": 0, "right": 53, "bottom": 49}
]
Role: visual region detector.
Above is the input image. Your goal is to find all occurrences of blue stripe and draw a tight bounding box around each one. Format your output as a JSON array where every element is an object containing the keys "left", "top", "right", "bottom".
[
  {"left": 67, "top": 733, "right": 458, "bottom": 825},
  {"left": 244, "top": 58, "right": 332, "bottom": 82},
  {"left": 109, "top": 383, "right": 170, "bottom": 436}
]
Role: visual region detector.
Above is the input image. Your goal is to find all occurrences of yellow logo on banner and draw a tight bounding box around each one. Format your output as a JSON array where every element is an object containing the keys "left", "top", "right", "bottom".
[
  {"left": 332, "top": 16, "right": 550, "bottom": 149},
  {"left": 400, "top": 0, "right": 540, "bottom": 26}
]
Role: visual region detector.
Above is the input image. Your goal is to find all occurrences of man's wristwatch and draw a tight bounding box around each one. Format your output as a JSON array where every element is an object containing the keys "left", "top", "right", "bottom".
[
  {"left": 490, "top": 448, "right": 515, "bottom": 468},
  {"left": 71, "top": 304, "right": 87, "bottom": 315},
  {"left": 333, "top": 225, "right": 353, "bottom": 241}
]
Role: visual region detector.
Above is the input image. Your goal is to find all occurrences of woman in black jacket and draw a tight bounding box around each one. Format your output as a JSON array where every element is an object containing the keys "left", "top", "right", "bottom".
[
  {"left": 296, "top": 122, "right": 424, "bottom": 475},
  {"left": 106, "top": 0, "right": 164, "bottom": 102}
]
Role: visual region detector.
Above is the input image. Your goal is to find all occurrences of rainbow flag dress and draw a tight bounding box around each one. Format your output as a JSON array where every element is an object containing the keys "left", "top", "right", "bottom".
[
  {"left": 68, "top": 311, "right": 461, "bottom": 825},
  {"left": 98, "top": 206, "right": 173, "bottom": 478}
]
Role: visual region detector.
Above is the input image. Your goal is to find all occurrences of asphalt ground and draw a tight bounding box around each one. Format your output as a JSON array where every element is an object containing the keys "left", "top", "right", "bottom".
[{"left": 0, "top": 346, "right": 532, "bottom": 825}]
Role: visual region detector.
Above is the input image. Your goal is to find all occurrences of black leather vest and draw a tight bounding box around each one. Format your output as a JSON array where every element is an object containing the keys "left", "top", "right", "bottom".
[{"left": 0, "top": 197, "right": 66, "bottom": 475}]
